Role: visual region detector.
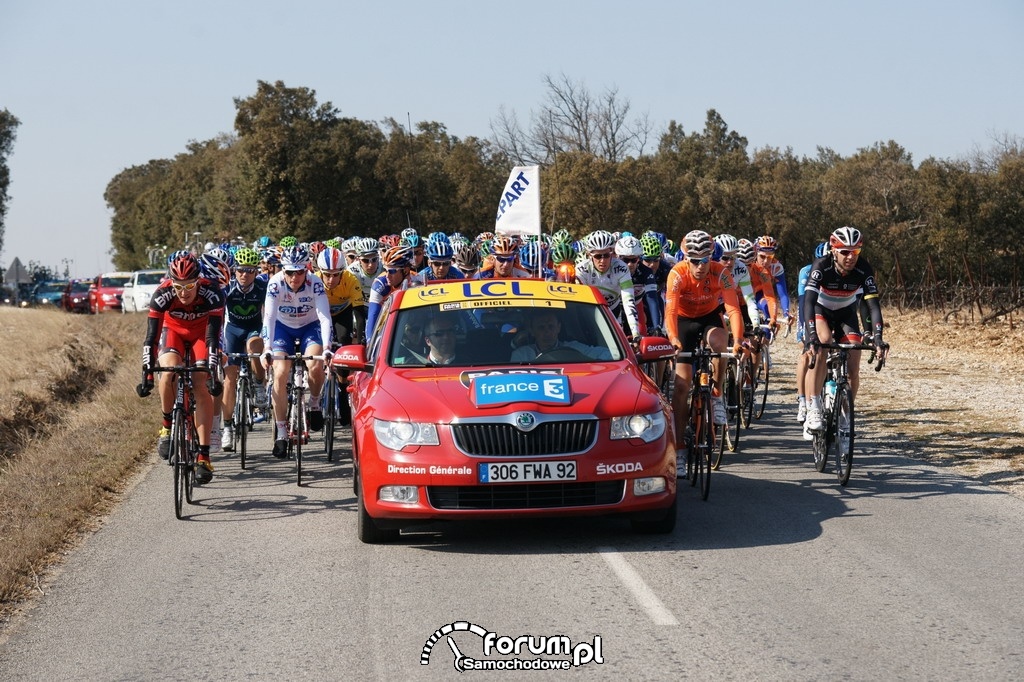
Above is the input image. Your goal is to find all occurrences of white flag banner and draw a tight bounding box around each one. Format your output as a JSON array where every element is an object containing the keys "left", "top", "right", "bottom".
[{"left": 494, "top": 165, "right": 541, "bottom": 239}]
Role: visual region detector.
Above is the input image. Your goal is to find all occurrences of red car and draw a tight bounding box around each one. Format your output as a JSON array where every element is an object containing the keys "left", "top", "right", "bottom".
[
  {"left": 332, "top": 278, "right": 678, "bottom": 543},
  {"left": 88, "top": 272, "right": 132, "bottom": 313},
  {"left": 61, "top": 279, "right": 93, "bottom": 313}
]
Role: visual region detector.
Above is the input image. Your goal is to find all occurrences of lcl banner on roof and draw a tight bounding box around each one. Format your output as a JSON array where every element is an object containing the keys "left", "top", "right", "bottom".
[{"left": 494, "top": 165, "right": 540, "bottom": 239}]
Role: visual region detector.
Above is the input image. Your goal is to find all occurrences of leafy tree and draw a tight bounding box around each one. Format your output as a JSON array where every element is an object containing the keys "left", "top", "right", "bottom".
[{"left": 0, "top": 109, "right": 20, "bottom": 256}]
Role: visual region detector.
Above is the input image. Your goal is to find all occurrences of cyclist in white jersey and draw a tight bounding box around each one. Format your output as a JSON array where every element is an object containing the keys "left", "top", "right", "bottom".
[
  {"left": 714, "top": 234, "right": 761, "bottom": 327},
  {"left": 346, "top": 236, "right": 383, "bottom": 309},
  {"left": 261, "top": 245, "right": 333, "bottom": 458},
  {"left": 575, "top": 230, "right": 641, "bottom": 338}
]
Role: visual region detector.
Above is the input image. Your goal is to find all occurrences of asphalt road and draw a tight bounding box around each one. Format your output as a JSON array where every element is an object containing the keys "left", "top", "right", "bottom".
[{"left": 2, "top": 369, "right": 1024, "bottom": 680}]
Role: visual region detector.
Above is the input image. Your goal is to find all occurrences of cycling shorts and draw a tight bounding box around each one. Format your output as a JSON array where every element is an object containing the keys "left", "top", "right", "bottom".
[
  {"left": 224, "top": 323, "right": 262, "bottom": 366},
  {"left": 813, "top": 304, "right": 863, "bottom": 344},
  {"left": 159, "top": 327, "right": 212, "bottom": 365},
  {"left": 270, "top": 320, "right": 323, "bottom": 355},
  {"left": 675, "top": 311, "right": 725, "bottom": 353}
]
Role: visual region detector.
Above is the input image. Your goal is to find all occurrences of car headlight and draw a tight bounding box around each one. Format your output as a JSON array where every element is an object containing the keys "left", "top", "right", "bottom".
[
  {"left": 610, "top": 412, "right": 666, "bottom": 443},
  {"left": 373, "top": 419, "right": 439, "bottom": 450}
]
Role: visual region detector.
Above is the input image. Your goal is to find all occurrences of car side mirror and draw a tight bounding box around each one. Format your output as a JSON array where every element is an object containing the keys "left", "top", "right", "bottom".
[
  {"left": 637, "top": 336, "right": 676, "bottom": 362},
  {"left": 331, "top": 344, "right": 372, "bottom": 373}
]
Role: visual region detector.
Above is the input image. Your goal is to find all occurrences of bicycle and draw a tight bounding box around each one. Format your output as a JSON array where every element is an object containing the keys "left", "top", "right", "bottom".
[
  {"left": 677, "top": 344, "right": 736, "bottom": 500},
  {"left": 227, "top": 352, "right": 263, "bottom": 470},
  {"left": 808, "top": 341, "right": 887, "bottom": 486},
  {"left": 149, "top": 361, "right": 210, "bottom": 519},
  {"left": 322, "top": 344, "right": 352, "bottom": 462},
  {"left": 751, "top": 323, "right": 773, "bottom": 420},
  {"left": 272, "top": 342, "right": 330, "bottom": 485},
  {"left": 716, "top": 352, "right": 741, "bottom": 465}
]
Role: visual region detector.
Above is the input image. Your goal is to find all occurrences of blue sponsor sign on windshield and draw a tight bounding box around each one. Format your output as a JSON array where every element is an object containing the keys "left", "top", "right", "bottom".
[{"left": 472, "top": 374, "right": 571, "bottom": 407}]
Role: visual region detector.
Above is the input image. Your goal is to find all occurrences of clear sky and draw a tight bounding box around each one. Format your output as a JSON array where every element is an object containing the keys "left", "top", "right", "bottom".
[{"left": 2, "top": 0, "right": 1021, "bottom": 279}]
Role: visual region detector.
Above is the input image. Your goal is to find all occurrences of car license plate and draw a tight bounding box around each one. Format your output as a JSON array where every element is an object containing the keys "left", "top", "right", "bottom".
[{"left": 478, "top": 461, "right": 577, "bottom": 483}]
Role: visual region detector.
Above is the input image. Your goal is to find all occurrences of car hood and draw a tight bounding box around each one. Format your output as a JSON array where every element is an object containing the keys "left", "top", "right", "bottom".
[{"left": 374, "top": 362, "right": 655, "bottom": 420}]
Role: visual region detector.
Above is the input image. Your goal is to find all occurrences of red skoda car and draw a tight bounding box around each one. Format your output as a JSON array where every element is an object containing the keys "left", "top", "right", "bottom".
[{"left": 332, "top": 279, "right": 677, "bottom": 543}]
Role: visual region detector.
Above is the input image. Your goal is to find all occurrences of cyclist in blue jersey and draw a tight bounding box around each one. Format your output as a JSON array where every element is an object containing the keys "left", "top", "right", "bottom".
[
  {"left": 365, "top": 245, "right": 426, "bottom": 339},
  {"left": 795, "top": 241, "right": 827, "bottom": 425}
]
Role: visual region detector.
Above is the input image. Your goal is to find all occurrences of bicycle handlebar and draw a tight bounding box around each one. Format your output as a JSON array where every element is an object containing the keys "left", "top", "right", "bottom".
[{"left": 807, "top": 342, "right": 887, "bottom": 372}]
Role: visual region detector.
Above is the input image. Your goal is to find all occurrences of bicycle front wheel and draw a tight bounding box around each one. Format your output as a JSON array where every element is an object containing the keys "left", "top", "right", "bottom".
[
  {"left": 293, "top": 389, "right": 305, "bottom": 485},
  {"left": 740, "top": 358, "right": 754, "bottom": 428},
  {"left": 696, "top": 392, "right": 713, "bottom": 500},
  {"left": 834, "top": 385, "right": 855, "bottom": 486},
  {"left": 171, "top": 409, "right": 187, "bottom": 519},
  {"left": 184, "top": 418, "right": 197, "bottom": 504},
  {"left": 237, "top": 376, "right": 250, "bottom": 470},
  {"left": 754, "top": 349, "right": 770, "bottom": 419},
  {"left": 324, "top": 376, "right": 337, "bottom": 462}
]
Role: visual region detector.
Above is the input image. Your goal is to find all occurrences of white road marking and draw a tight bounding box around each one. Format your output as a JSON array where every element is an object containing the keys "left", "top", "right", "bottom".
[{"left": 598, "top": 547, "right": 678, "bottom": 625}]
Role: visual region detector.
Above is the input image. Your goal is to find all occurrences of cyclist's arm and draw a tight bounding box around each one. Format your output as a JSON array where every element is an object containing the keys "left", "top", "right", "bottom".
[
  {"left": 205, "top": 312, "right": 224, "bottom": 361},
  {"left": 664, "top": 267, "right": 682, "bottom": 346},
  {"left": 772, "top": 263, "right": 791, "bottom": 316},
  {"left": 618, "top": 268, "right": 641, "bottom": 338},
  {"left": 719, "top": 271, "right": 745, "bottom": 343}
]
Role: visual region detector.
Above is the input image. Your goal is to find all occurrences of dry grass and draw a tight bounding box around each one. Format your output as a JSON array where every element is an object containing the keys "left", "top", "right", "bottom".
[{"left": 0, "top": 308, "right": 158, "bottom": 621}]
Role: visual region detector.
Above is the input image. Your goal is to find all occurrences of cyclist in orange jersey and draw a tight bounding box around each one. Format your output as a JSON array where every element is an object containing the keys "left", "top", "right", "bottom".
[{"left": 665, "top": 230, "right": 744, "bottom": 471}]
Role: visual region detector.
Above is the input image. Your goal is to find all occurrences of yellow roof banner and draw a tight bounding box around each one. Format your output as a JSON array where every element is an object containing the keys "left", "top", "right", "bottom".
[{"left": 398, "top": 278, "right": 603, "bottom": 309}]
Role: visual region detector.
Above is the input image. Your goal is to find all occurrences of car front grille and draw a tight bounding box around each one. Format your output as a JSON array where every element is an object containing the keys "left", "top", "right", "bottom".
[
  {"left": 451, "top": 420, "right": 597, "bottom": 457},
  {"left": 427, "top": 481, "right": 625, "bottom": 510}
]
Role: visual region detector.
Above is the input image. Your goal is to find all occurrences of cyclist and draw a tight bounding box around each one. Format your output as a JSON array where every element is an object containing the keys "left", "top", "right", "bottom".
[
  {"left": 575, "top": 230, "right": 641, "bottom": 339},
  {"left": 138, "top": 252, "right": 224, "bottom": 483},
  {"left": 617, "top": 235, "right": 661, "bottom": 334},
  {"left": 476, "top": 235, "right": 531, "bottom": 279},
  {"left": 316, "top": 246, "right": 365, "bottom": 346},
  {"left": 755, "top": 236, "right": 793, "bottom": 332},
  {"left": 452, "top": 243, "right": 482, "bottom": 279},
  {"left": 401, "top": 232, "right": 427, "bottom": 271},
  {"left": 261, "top": 245, "right": 333, "bottom": 458},
  {"left": 220, "top": 247, "right": 268, "bottom": 451},
  {"left": 519, "top": 240, "right": 554, "bottom": 280},
  {"left": 365, "top": 245, "right": 426, "bottom": 338},
  {"left": 802, "top": 226, "right": 888, "bottom": 434},
  {"left": 795, "top": 241, "right": 828, "bottom": 424},
  {"left": 665, "top": 230, "right": 744, "bottom": 469},
  {"left": 550, "top": 241, "right": 577, "bottom": 283},
  {"left": 346, "top": 237, "right": 383, "bottom": 314},
  {"left": 420, "top": 236, "right": 466, "bottom": 281}
]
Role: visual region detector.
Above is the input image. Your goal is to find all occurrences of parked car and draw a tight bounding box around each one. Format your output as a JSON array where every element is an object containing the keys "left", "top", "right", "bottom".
[
  {"left": 61, "top": 279, "right": 92, "bottom": 313},
  {"left": 32, "top": 280, "right": 69, "bottom": 307},
  {"left": 121, "top": 269, "right": 166, "bottom": 313},
  {"left": 88, "top": 272, "right": 132, "bottom": 313},
  {"left": 331, "top": 278, "right": 678, "bottom": 543}
]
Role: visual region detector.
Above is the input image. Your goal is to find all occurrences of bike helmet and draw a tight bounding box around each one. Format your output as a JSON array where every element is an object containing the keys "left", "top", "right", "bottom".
[
  {"left": 491, "top": 235, "right": 518, "bottom": 257},
  {"left": 814, "top": 241, "right": 829, "bottom": 259},
  {"left": 683, "top": 230, "right": 713, "bottom": 258},
  {"left": 584, "top": 230, "right": 616, "bottom": 253},
  {"left": 255, "top": 235, "right": 272, "bottom": 249},
  {"left": 378, "top": 234, "right": 401, "bottom": 249},
  {"left": 354, "top": 237, "right": 378, "bottom": 256},
  {"left": 400, "top": 233, "right": 422, "bottom": 249},
  {"left": 551, "top": 241, "right": 576, "bottom": 264},
  {"left": 639, "top": 235, "right": 662, "bottom": 260},
  {"left": 168, "top": 252, "right": 201, "bottom": 281},
  {"left": 280, "top": 245, "right": 310, "bottom": 271},
  {"left": 830, "top": 226, "right": 863, "bottom": 249},
  {"left": 279, "top": 235, "right": 298, "bottom": 248},
  {"left": 382, "top": 245, "right": 412, "bottom": 269},
  {"left": 425, "top": 237, "right": 454, "bottom": 261},
  {"left": 167, "top": 249, "right": 192, "bottom": 266},
  {"left": 755, "top": 235, "right": 778, "bottom": 253},
  {"left": 519, "top": 241, "right": 547, "bottom": 270},
  {"left": 453, "top": 243, "right": 482, "bottom": 271},
  {"left": 400, "top": 227, "right": 419, "bottom": 241},
  {"left": 551, "top": 229, "right": 572, "bottom": 245},
  {"left": 615, "top": 236, "right": 643, "bottom": 258},
  {"left": 324, "top": 237, "right": 341, "bottom": 249},
  {"left": 714, "top": 234, "right": 739, "bottom": 255},
  {"left": 736, "top": 238, "right": 756, "bottom": 264},
  {"left": 317, "top": 247, "right": 345, "bottom": 272},
  {"left": 234, "top": 247, "right": 260, "bottom": 267},
  {"left": 199, "top": 252, "right": 231, "bottom": 288}
]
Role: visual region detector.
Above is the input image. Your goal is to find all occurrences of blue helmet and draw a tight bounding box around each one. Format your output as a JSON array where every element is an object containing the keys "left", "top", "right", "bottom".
[
  {"left": 814, "top": 241, "right": 829, "bottom": 259},
  {"left": 425, "top": 237, "right": 454, "bottom": 261},
  {"left": 519, "top": 241, "right": 548, "bottom": 270},
  {"left": 281, "top": 245, "right": 310, "bottom": 270}
]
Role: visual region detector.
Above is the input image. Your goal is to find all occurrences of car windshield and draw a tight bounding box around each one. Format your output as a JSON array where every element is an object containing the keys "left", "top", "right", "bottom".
[
  {"left": 70, "top": 282, "right": 91, "bottom": 293},
  {"left": 103, "top": 276, "right": 131, "bottom": 287},
  {"left": 38, "top": 283, "right": 66, "bottom": 293},
  {"left": 136, "top": 272, "right": 164, "bottom": 285},
  {"left": 387, "top": 300, "right": 625, "bottom": 367}
]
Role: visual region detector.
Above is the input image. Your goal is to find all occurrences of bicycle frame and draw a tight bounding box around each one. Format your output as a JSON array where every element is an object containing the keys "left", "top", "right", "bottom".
[
  {"left": 677, "top": 345, "right": 736, "bottom": 501},
  {"left": 152, "top": 360, "right": 209, "bottom": 519}
]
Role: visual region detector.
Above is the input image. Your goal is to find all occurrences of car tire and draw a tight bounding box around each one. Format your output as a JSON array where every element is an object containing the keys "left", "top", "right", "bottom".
[
  {"left": 356, "top": 474, "right": 400, "bottom": 544},
  {"left": 630, "top": 495, "right": 677, "bottom": 534}
]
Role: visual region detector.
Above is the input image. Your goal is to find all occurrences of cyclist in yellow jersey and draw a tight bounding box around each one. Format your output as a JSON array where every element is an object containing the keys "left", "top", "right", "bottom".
[{"left": 316, "top": 247, "right": 366, "bottom": 346}]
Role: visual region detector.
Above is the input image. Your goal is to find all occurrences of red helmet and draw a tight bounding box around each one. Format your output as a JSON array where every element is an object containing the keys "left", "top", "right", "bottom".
[{"left": 168, "top": 253, "right": 200, "bottom": 281}]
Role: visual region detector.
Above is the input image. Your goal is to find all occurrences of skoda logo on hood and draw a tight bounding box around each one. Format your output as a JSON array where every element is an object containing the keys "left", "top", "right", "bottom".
[{"left": 515, "top": 412, "right": 538, "bottom": 432}]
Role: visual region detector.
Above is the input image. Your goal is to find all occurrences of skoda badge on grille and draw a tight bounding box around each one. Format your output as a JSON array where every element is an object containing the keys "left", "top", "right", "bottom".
[{"left": 515, "top": 412, "right": 538, "bottom": 431}]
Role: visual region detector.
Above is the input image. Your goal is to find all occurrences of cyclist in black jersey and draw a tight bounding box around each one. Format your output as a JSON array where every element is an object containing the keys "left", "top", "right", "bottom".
[
  {"left": 801, "top": 226, "right": 889, "bottom": 433},
  {"left": 220, "top": 248, "right": 268, "bottom": 448}
]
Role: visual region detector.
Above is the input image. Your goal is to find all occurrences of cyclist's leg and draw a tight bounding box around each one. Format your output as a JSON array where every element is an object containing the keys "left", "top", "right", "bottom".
[
  {"left": 835, "top": 308, "right": 864, "bottom": 399},
  {"left": 246, "top": 333, "right": 266, "bottom": 384}
]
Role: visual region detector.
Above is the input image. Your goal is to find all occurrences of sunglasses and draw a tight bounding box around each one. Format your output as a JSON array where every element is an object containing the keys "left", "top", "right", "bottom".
[
  {"left": 386, "top": 268, "right": 406, "bottom": 275},
  {"left": 320, "top": 270, "right": 343, "bottom": 277},
  {"left": 621, "top": 257, "right": 639, "bottom": 264},
  {"left": 171, "top": 280, "right": 198, "bottom": 292},
  {"left": 428, "top": 328, "right": 457, "bottom": 337},
  {"left": 720, "top": 255, "right": 734, "bottom": 262},
  {"left": 494, "top": 255, "right": 516, "bottom": 263},
  {"left": 284, "top": 269, "right": 305, "bottom": 276},
  {"left": 429, "top": 260, "right": 452, "bottom": 266},
  {"left": 642, "top": 257, "right": 659, "bottom": 263},
  {"left": 592, "top": 252, "right": 613, "bottom": 260},
  {"left": 836, "top": 248, "right": 862, "bottom": 257},
  {"left": 688, "top": 256, "right": 711, "bottom": 265},
  {"left": 235, "top": 267, "right": 257, "bottom": 275},
  {"left": 462, "top": 268, "right": 479, "bottom": 276},
  {"left": 360, "top": 257, "right": 378, "bottom": 263}
]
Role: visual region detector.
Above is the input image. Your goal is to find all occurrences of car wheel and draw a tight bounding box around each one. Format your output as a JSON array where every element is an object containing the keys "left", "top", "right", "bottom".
[
  {"left": 630, "top": 495, "right": 677, "bottom": 534},
  {"left": 356, "top": 474, "right": 400, "bottom": 544}
]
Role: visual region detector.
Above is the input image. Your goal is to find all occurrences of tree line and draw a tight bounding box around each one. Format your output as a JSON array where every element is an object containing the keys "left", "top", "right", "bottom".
[{"left": 93, "top": 78, "right": 1022, "bottom": 298}]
